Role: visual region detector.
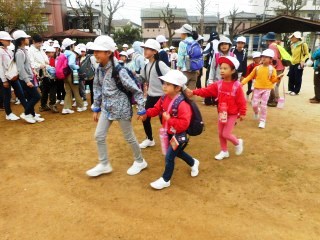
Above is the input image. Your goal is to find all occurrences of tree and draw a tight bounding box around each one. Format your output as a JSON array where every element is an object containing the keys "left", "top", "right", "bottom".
[
  {"left": 160, "top": 4, "right": 176, "bottom": 47},
  {"left": 196, "top": 0, "right": 210, "bottom": 35},
  {"left": 113, "top": 24, "right": 141, "bottom": 47},
  {"left": 106, "top": 0, "right": 125, "bottom": 34},
  {"left": 68, "top": 0, "right": 95, "bottom": 33},
  {"left": 273, "top": 0, "right": 305, "bottom": 16},
  {"left": 228, "top": 6, "right": 242, "bottom": 41},
  {"left": 0, "top": 0, "right": 47, "bottom": 34}
]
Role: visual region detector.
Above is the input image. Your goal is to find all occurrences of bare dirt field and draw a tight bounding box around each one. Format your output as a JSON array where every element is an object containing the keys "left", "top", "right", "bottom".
[{"left": 1, "top": 67, "right": 319, "bottom": 240}]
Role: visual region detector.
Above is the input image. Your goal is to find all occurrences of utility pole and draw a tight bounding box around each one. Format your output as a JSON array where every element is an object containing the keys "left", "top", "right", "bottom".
[{"left": 257, "top": 0, "right": 269, "bottom": 51}]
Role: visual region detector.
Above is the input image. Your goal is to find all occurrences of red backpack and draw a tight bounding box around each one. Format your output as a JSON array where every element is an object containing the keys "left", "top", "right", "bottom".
[{"left": 55, "top": 53, "right": 70, "bottom": 80}]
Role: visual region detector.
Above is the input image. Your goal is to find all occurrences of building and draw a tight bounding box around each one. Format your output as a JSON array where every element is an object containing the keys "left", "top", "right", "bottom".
[
  {"left": 188, "top": 15, "right": 219, "bottom": 40},
  {"left": 141, "top": 8, "right": 188, "bottom": 44},
  {"left": 112, "top": 19, "right": 141, "bottom": 32},
  {"left": 42, "top": 0, "right": 68, "bottom": 34}
]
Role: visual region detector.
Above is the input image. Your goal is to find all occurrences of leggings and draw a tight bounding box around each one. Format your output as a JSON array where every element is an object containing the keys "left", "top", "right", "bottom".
[
  {"left": 252, "top": 89, "right": 271, "bottom": 122},
  {"left": 143, "top": 95, "right": 161, "bottom": 140},
  {"left": 218, "top": 115, "right": 239, "bottom": 152}
]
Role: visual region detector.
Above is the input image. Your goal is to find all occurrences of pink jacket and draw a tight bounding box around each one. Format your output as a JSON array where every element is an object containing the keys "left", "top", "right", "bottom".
[{"left": 269, "top": 43, "right": 285, "bottom": 71}]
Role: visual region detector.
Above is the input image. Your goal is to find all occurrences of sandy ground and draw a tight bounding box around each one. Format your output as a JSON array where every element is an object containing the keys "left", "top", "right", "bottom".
[{"left": 0, "top": 67, "right": 320, "bottom": 240}]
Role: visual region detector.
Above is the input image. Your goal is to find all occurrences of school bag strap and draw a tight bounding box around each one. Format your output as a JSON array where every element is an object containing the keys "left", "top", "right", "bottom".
[{"left": 144, "top": 60, "right": 163, "bottom": 82}]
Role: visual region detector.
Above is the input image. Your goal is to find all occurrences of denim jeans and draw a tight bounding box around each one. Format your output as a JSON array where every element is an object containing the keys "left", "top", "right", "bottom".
[
  {"left": 20, "top": 80, "right": 41, "bottom": 116},
  {"left": 2, "top": 80, "right": 28, "bottom": 115},
  {"left": 162, "top": 140, "right": 195, "bottom": 182}
]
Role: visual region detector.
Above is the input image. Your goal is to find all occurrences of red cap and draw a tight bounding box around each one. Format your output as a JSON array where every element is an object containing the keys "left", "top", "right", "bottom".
[{"left": 218, "top": 56, "right": 240, "bottom": 69}]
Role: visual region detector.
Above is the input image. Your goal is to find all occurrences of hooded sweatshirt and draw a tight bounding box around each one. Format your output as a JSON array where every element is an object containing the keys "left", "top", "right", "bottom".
[{"left": 132, "top": 41, "right": 145, "bottom": 74}]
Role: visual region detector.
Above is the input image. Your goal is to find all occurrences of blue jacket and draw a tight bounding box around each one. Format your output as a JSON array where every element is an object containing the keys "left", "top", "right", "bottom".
[
  {"left": 312, "top": 47, "right": 320, "bottom": 71},
  {"left": 64, "top": 50, "right": 79, "bottom": 70}
]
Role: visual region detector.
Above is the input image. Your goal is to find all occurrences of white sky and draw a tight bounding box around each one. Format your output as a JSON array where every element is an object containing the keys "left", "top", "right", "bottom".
[{"left": 113, "top": 0, "right": 254, "bottom": 24}]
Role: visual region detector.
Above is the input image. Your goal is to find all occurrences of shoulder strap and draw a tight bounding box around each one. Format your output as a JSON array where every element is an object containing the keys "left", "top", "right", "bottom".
[
  {"left": 155, "top": 60, "right": 163, "bottom": 77},
  {"left": 171, "top": 94, "right": 185, "bottom": 117},
  {"left": 268, "top": 65, "right": 274, "bottom": 80},
  {"left": 231, "top": 81, "right": 241, "bottom": 96}
]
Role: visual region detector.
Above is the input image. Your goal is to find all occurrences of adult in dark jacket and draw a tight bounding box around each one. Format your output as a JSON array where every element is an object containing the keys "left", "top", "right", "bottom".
[{"left": 156, "top": 35, "right": 170, "bottom": 67}]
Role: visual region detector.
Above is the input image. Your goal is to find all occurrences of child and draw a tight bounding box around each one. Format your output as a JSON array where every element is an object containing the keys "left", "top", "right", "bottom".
[
  {"left": 119, "top": 51, "right": 128, "bottom": 66},
  {"left": 138, "top": 70, "right": 199, "bottom": 190},
  {"left": 86, "top": 35, "right": 148, "bottom": 177},
  {"left": 241, "top": 49, "right": 283, "bottom": 129},
  {"left": 186, "top": 56, "right": 246, "bottom": 161},
  {"left": 244, "top": 51, "right": 261, "bottom": 101},
  {"left": 139, "top": 39, "right": 170, "bottom": 149},
  {"left": 206, "top": 36, "right": 235, "bottom": 106},
  {"left": 44, "top": 46, "right": 58, "bottom": 113},
  {"left": 231, "top": 36, "right": 248, "bottom": 80}
]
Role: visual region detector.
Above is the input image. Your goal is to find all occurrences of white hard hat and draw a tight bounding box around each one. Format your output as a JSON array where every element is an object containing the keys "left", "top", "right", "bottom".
[
  {"left": 53, "top": 43, "right": 60, "bottom": 48},
  {"left": 122, "top": 44, "right": 129, "bottom": 48},
  {"left": 261, "top": 49, "right": 275, "bottom": 58},
  {"left": 141, "top": 39, "right": 161, "bottom": 52},
  {"left": 43, "top": 41, "right": 50, "bottom": 46},
  {"left": 89, "top": 35, "right": 117, "bottom": 52},
  {"left": 197, "top": 35, "right": 204, "bottom": 41},
  {"left": 219, "top": 36, "right": 232, "bottom": 46},
  {"left": 45, "top": 46, "right": 56, "bottom": 53},
  {"left": 74, "top": 47, "right": 82, "bottom": 55},
  {"left": 62, "top": 38, "right": 76, "bottom": 48},
  {"left": 12, "top": 30, "right": 31, "bottom": 40},
  {"left": 48, "top": 39, "right": 54, "bottom": 43},
  {"left": 236, "top": 36, "right": 247, "bottom": 43},
  {"left": 156, "top": 35, "right": 168, "bottom": 43},
  {"left": 77, "top": 43, "right": 86, "bottom": 49},
  {"left": 289, "top": 31, "right": 302, "bottom": 39},
  {"left": 0, "top": 31, "right": 13, "bottom": 41},
  {"left": 169, "top": 46, "right": 175, "bottom": 50},
  {"left": 159, "top": 70, "right": 187, "bottom": 87},
  {"left": 119, "top": 51, "right": 128, "bottom": 57},
  {"left": 252, "top": 51, "right": 261, "bottom": 59},
  {"left": 80, "top": 47, "right": 86, "bottom": 52},
  {"left": 8, "top": 43, "right": 15, "bottom": 51},
  {"left": 175, "top": 24, "right": 193, "bottom": 34},
  {"left": 218, "top": 56, "right": 240, "bottom": 70},
  {"left": 86, "top": 42, "right": 93, "bottom": 49},
  {"left": 53, "top": 40, "right": 59, "bottom": 44}
]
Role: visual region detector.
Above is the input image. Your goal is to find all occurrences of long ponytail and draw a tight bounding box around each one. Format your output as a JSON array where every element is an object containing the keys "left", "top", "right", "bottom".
[
  {"left": 187, "top": 31, "right": 199, "bottom": 41},
  {"left": 13, "top": 38, "right": 24, "bottom": 62}
]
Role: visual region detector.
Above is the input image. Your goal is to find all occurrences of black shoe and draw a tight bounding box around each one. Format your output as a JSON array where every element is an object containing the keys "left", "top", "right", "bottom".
[
  {"left": 39, "top": 105, "right": 51, "bottom": 112},
  {"left": 267, "top": 102, "right": 277, "bottom": 107}
]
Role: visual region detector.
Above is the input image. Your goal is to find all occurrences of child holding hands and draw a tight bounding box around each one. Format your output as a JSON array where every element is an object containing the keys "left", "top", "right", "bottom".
[
  {"left": 186, "top": 56, "right": 247, "bottom": 161},
  {"left": 138, "top": 70, "right": 199, "bottom": 190}
]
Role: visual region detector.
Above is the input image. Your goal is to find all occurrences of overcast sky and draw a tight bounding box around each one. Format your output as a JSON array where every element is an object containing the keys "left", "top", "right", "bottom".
[{"left": 113, "top": 0, "right": 254, "bottom": 24}]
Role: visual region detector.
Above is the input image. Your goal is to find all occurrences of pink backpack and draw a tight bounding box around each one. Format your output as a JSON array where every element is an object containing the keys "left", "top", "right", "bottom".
[
  {"left": 55, "top": 53, "right": 70, "bottom": 80},
  {"left": 215, "top": 80, "right": 241, "bottom": 100}
]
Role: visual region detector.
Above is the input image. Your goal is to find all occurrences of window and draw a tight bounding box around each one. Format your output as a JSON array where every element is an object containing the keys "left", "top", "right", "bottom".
[{"left": 144, "top": 22, "right": 160, "bottom": 28}]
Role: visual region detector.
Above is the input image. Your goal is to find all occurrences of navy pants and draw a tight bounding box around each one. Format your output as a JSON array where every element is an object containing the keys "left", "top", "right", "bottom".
[
  {"left": 20, "top": 80, "right": 41, "bottom": 116},
  {"left": 288, "top": 64, "right": 304, "bottom": 94},
  {"left": 162, "top": 139, "right": 195, "bottom": 182}
]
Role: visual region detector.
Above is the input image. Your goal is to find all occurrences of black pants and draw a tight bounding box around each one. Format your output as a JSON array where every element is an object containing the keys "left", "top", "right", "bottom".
[
  {"left": 85, "top": 80, "right": 94, "bottom": 105},
  {"left": 56, "top": 80, "right": 65, "bottom": 101},
  {"left": 40, "top": 77, "right": 57, "bottom": 107},
  {"left": 288, "top": 64, "right": 304, "bottom": 94},
  {"left": 196, "top": 68, "right": 203, "bottom": 89},
  {"left": 143, "top": 95, "right": 161, "bottom": 140},
  {"left": 314, "top": 70, "right": 320, "bottom": 100},
  {"left": 20, "top": 80, "right": 41, "bottom": 116},
  {"left": 246, "top": 81, "right": 253, "bottom": 96},
  {"left": 0, "top": 82, "right": 3, "bottom": 108}
]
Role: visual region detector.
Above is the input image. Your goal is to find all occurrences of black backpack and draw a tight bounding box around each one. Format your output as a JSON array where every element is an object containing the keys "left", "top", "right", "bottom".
[
  {"left": 144, "top": 60, "right": 163, "bottom": 80},
  {"left": 79, "top": 55, "right": 95, "bottom": 81},
  {"left": 169, "top": 94, "right": 204, "bottom": 136}
]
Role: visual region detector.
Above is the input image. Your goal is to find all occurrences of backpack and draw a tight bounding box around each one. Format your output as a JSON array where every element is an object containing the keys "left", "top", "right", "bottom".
[
  {"left": 183, "top": 40, "right": 204, "bottom": 71},
  {"left": 166, "top": 94, "right": 204, "bottom": 136},
  {"left": 55, "top": 53, "right": 71, "bottom": 80},
  {"left": 276, "top": 44, "right": 292, "bottom": 66},
  {"left": 78, "top": 55, "right": 95, "bottom": 81},
  {"left": 216, "top": 80, "right": 241, "bottom": 99},
  {"left": 255, "top": 65, "right": 274, "bottom": 80},
  {"left": 5, "top": 59, "right": 18, "bottom": 81},
  {"left": 203, "top": 42, "right": 213, "bottom": 69},
  {"left": 144, "top": 60, "right": 163, "bottom": 80},
  {"left": 113, "top": 64, "right": 140, "bottom": 104}
]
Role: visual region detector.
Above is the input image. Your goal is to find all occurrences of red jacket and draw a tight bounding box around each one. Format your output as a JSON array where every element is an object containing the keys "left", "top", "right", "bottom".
[
  {"left": 49, "top": 57, "right": 55, "bottom": 67},
  {"left": 244, "top": 62, "right": 259, "bottom": 78},
  {"left": 146, "top": 95, "right": 192, "bottom": 134},
  {"left": 193, "top": 81, "right": 247, "bottom": 116}
]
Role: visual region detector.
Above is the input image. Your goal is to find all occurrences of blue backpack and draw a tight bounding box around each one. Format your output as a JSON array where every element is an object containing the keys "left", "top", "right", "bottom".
[{"left": 183, "top": 40, "right": 204, "bottom": 71}]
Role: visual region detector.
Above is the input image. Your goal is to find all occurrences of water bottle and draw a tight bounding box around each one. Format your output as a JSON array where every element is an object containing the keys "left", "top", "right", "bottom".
[
  {"left": 219, "top": 102, "right": 228, "bottom": 124},
  {"left": 72, "top": 70, "right": 79, "bottom": 85},
  {"left": 159, "top": 128, "right": 169, "bottom": 155}
]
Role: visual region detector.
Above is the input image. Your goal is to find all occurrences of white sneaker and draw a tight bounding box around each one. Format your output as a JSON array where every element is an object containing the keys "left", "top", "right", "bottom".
[
  {"left": 60, "top": 100, "right": 64, "bottom": 105},
  {"left": 191, "top": 159, "right": 199, "bottom": 177},
  {"left": 6, "top": 113, "right": 20, "bottom": 121},
  {"left": 15, "top": 100, "right": 21, "bottom": 105},
  {"left": 77, "top": 106, "right": 87, "bottom": 112},
  {"left": 33, "top": 115, "right": 45, "bottom": 122},
  {"left": 72, "top": 102, "right": 76, "bottom": 107},
  {"left": 139, "top": 139, "right": 156, "bottom": 149},
  {"left": 235, "top": 139, "right": 244, "bottom": 156},
  {"left": 258, "top": 121, "right": 266, "bottom": 129},
  {"left": 150, "top": 177, "right": 170, "bottom": 190},
  {"left": 86, "top": 163, "right": 113, "bottom": 177},
  {"left": 290, "top": 92, "right": 297, "bottom": 96},
  {"left": 83, "top": 101, "right": 88, "bottom": 107},
  {"left": 62, "top": 109, "right": 74, "bottom": 114},
  {"left": 127, "top": 159, "right": 148, "bottom": 175},
  {"left": 20, "top": 113, "right": 36, "bottom": 124},
  {"left": 215, "top": 151, "right": 230, "bottom": 161}
]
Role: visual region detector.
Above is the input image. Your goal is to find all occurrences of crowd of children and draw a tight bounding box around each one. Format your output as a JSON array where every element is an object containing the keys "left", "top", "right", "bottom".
[{"left": 0, "top": 27, "right": 316, "bottom": 190}]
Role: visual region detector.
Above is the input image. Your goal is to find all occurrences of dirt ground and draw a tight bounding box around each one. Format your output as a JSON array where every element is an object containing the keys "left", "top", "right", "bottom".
[{"left": 0, "top": 67, "right": 320, "bottom": 240}]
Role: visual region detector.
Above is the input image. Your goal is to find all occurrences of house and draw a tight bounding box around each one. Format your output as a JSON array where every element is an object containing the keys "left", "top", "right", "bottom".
[
  {"left": 112, "top": 19, "right": 141, "bottom": 32},
  {"left": 188, "top": 15, "right": 219, "bottom": 40},
  {"left": 141, "top": 8, "right": 188, "bottom": 44}
]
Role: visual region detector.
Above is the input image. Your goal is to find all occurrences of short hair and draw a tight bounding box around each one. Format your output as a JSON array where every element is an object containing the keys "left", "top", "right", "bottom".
[{"left": 32, "top": 34, "right": 43, "bottom": 43}]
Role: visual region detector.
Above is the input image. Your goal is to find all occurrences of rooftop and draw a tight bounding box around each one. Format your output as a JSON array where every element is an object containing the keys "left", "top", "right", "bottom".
[{"left": 141, "top": 8, "right": 188, "bottom": 19}]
